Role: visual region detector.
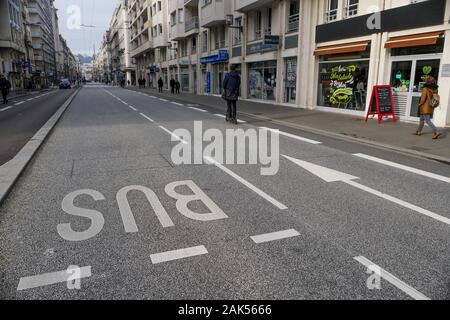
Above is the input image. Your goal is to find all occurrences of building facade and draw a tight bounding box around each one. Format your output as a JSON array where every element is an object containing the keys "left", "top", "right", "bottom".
[{"left": 106, "top": 0, "right": 450, "bottom": 127}]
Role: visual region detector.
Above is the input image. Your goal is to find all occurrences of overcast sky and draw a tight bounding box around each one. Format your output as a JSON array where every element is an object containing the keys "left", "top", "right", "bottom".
[{"left": 54, "top": 0, "right": 118, "bottom": 56}]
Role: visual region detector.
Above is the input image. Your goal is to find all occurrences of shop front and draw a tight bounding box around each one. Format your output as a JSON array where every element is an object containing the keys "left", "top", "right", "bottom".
[
  {"left": 200, "top": 50, "right": 229, "bottom": 96},
  {"left": 248, "top": 60, "right": 277, "bottom": 101},
  {"left": 386, "top": 32, "right": 444, "bottom": 121},
  {"left": 180, "top": 66, "right": 190, "bottom": 92},
  {"left": 315, "top": 41, "right": 371, "bottom": 111},
  {"left": 284, "top": 57, "right": 297, "bottom": 104}
]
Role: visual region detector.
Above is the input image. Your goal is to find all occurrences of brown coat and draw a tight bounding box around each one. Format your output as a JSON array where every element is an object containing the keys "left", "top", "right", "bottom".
[{"left": 419, "top": 86, "right": 437, "bottom": 115}]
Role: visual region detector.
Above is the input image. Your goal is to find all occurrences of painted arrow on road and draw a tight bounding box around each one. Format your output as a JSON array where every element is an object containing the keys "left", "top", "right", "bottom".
[{"left": 282, "top": 155, "right": 450, "bottom": 226}]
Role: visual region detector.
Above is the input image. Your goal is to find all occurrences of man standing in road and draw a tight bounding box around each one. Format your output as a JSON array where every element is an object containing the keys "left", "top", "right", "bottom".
[
  {"left": 222, "top": 65, "right": 241, "bottom": 124},
  {"left": 0, "top": 74, "right": 11, "bottom": 104}
]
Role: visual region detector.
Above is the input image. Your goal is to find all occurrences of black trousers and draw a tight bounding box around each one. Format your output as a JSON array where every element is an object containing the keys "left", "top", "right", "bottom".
[
  {"left": 226, "top": 100, "right": 237, "bottom": 119},
  {"left": 1, "top": 90, "right": 8, "bottom": 104}
]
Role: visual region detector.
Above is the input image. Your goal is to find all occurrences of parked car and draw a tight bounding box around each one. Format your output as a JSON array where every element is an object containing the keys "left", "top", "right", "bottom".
[{"left": 59, "top": 79, "right": 71, "bottom": 89}]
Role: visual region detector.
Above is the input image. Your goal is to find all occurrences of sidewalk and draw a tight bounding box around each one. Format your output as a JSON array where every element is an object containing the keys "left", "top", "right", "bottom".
[{"left": 128, "top": 86, "right": 450, "bottom": 163}]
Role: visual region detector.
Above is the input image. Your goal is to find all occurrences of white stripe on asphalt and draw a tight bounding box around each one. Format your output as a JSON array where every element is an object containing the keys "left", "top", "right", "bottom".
[
  {"left": 26, "top": 98, "right": 34, "bottom": 101},
  {"left": 148, "top": 95, "right": 157, "bottom": 98},
  {"left": 159, "top": 125, "right": 188, "bottom": 144},
  {"left": 171, "top": 102, "right": 184, "bottom": 106},
  {"left": 159, "top": 98, "right": 168, "bottom": 102},
  {"left": 260, "top": 127, "right": 322, "bottom": 145},
  {"left": 0, "top": 106, "right": 14, "bottom": 112},
  {"left": 188, "top": 107, "right": 208, "bottom": 113},
  {"left": 345, "top": 180, "right": 450, "bottom": 225},
  {"left": 140, "top": 113, "right": 154, "bottom": 123},
  {"left": 128, "top": 105, "right": 137, "bottom": 111},
  {"left": 354, "top": 256, "right": 430, "bottom": 300},
  {"left": 353, "top": 153, "right": 450, "bottom": 183},
  {"left": 251, "top": 229, "right": 300, "bottom": 244},
  {"left": 17, "top": 266, "right": 92, "bottom": 291},
  {"left": 150, "top": 246, "right": 208, "bottom": 264},
  {"left": 204, "top": 156, "right": 288, "bottom": 210},
  {"left": 214, "top": 114, "right": 246, "bottom": 123},
  {"left": 15, "top": 101, "right": 25, "bottom": 105}
]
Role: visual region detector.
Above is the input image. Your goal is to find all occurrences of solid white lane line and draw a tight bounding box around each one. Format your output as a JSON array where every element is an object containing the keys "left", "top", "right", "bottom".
[
  {"left": 251, "top": 229, "right": 300, "bottom": 244},
  {"left": 353, "top": 153, "right": 450, "bottom": 183},
  {"left": 171, "top": 101, "right": 184, "bottom": 106},
  {"left": 26, "top": 98, "right": 34, "bottom": 101},
  {"left": 150, "top": 246, "right": 208, "bottom": 264},
  {"left": 188, "top": 107, "right": 208, "bottom": 113},
  {"left": 140, "top": 113, "right": 154, "bottom": 123},
  {"left": 0, "top": 106, "right": 14, "bottom": 112},
  {"left": 354, "top": 256, "right": 430, "bottom": 300},
  {"left": 15, "top": 101, "right": 25, "bottom": 105},
  {"left": 128, "top": 105, "right": 137, "bottom": 111},
  {"left": 159, "top": 98, "right": 168, "bottom": 102},
  {"left": 148, "top": 95, "right": 157, "bottom": 98},
  {"left": 260, "top": 127, "right": 322, "bottom": 145},
  {"left": 17, "top": 266, "right": 92, "bottom": 291},
  {"left": 345, "top": 180, "right": 450, "bottom": 225},
  {"left": 204, "top": 156, "right": 288, "bottom": 210},
  {"left": 214, "top": 114, "right": 246, "bottom": 123},
  {"left": 159, "top": 125, "right": 188, "bottom": 144}
]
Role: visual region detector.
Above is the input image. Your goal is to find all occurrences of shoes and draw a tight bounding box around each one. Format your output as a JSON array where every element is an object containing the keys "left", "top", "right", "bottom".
[
  {"left": 414, "top": 130, "right": 422, "bottom": 136},
  {"left": 432, "top": 133, "right": 442, "bottom": 140},
  {"left": 233, "top": 118, "right": 238, "bottom": 125},
  {"left": 225, "top": 116, "right": 231, "bottom": 122}
]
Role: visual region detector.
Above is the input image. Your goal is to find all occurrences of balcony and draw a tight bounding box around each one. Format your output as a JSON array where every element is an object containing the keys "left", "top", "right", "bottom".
[
  {"left": 130, "top": 40, "right": 153, "bottom": 58},
  {"left": 170, "top": 20, "right": 185, "bottom": 41},
  {"left": 184, "top": 0, "right": 199, "bottom": 7},
  {"left": 200, "top": 0, "right": 231, "bottom": 27},
  {"left": 235, "top": 0, "right": 273, "bottom": 12},
  {"left": 185, "top": 16, "right": 199, "bottom": 35}
]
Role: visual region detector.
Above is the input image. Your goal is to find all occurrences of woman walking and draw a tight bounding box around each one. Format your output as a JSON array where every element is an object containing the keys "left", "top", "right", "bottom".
[
  {"left": 415, "top": 76, "right": 442, "bottom": 140},
  {"left": 222, "top": 65, "right": 241, "bottom": 124}
]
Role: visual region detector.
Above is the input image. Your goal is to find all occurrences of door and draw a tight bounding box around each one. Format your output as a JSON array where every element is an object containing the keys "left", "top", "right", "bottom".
[{"left": 390, "top": 56, "right": 441, "bottom": 121}]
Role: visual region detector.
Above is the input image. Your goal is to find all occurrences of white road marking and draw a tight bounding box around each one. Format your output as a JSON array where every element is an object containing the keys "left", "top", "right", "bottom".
[
  {"left": 150, "top": 245, "right": 208, "bottom": 264},
  {"left": 17, "top": 266, "right": 91, "bottom": 290},
  {"left": 353, "top": 153, "right": 450, "bottom": 183},
  {"left": 159, "top": 98, "right": 168, "bottom": 102},
  {"left": 14, "top": 101, "right": 25, "bottom": 105},
  {"left": 128, "top": 105, "right": 137, "bottom": 111},
  {"left": 27, "top": 98, "right": 34, "bottom": 101},
  {"left": 251, "top": 229, "right": 300, "bottom": 244},
  {"left": 0, "top": 106, "right": 14, "bottom": 112},
  {"left": 345, "top": 180, "right": 450, "bottom": 225},
  {"left": 188, "top": 107, "right": 208, "bottom": 113},
  {"left": 159, "top": 125, "right": 188, "bottom": 144},
  {"left": 148, "top": 95, "right": 157, "bottom": 98},
  {"left": 204, "top": 156, "right": 288, "bottom": 210},
  {"left": 262, "top": 127, "right": 322, "bottom": 145},
  {"left": 354, "top": 256, "right": 430, "bottom": 300},
  {"left": 214, "top": 114, "right": 246, "bottom": 123},
  {"left": 140, "top": 113, "right": 154, "bottom": 122},
  {"left": 171, "top": 102, "right": 184, "bottom": 106}
]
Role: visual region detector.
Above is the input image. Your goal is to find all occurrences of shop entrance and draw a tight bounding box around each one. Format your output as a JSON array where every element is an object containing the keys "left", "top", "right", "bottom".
[{"left": 390, "top": 55, "right": 441, "bottom": 121}]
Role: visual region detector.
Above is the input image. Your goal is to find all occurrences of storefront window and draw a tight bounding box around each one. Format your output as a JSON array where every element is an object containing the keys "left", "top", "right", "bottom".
[
  {"left": 181, "top": 67, "right": 189, "bottom": 92},
  {"left": 391, "top": 61, "right": 412, "bottom": 92},
  {"left": 317, "top": 60, "right": 369, "bottom": 110},
  {"left": 248, "top": 61, "right": 277, "bottom": 100},
  {"left": 284, "top": 58, "right": 297, "bottom": 103}
]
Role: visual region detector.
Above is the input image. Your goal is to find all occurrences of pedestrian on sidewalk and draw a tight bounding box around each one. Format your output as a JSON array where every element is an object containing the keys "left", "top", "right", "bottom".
[
  {"left": 175, "top": 79, "right": 181, "bottom": 94},
  {"left": 158, "top": 77, "right": 164, "bottom": 93},
  {"left": 0, "top": 74, "right": 11, "bottom": 104},
  {"left": 222, "top": 65, "right": 241, "bottom": 125},
  {"left": 170, "top": 77, "right": 175, "bottom": 94},
  {"left": 415, "top": 76, "right": 442, "bottom": 140}
]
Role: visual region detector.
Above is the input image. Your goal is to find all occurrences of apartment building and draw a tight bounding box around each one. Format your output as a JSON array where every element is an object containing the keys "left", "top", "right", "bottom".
[
  {"left": 0, "top": 0, "right": 35, "bottom": 90},
  {"left": 109, "top": 0, "right": 136, "bottom": 85},
  {"left": 27, "top": 0, "right": 57, "bottom": 88}
]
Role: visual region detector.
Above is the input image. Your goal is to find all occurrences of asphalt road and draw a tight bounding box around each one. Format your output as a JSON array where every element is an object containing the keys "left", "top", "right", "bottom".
[
  {"left": 0, "top": 88, "right": 76, "bottom": 166},
  {"left": 0, "top": 84, "right": 449, "bottom": 300}
]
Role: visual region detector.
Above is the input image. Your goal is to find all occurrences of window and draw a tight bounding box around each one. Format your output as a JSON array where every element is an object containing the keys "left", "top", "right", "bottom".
[
  {"left": 170, "top": 11, "right": 177, "bottom": 26},
  {"left": 265, "top": 8, "right": 272, "bottom": 35},
  {"left": 215, "top": 26, "right": 226, "bottom": 49},
  {"left": 157, "top": 1, "right": 161, "bottom": 11},
  {"left": 158, "top": 24, "right": 163, "bottom": 35},
  {"left": 192, "top": 36, "right": 197, "bottom": 54},
  {"left": 325, "top": 0, "right": 338, "bottom": 23},
  {"left": 178, "top": 9, "right": 184, "bottom": 23},
  {"left": 234, "top": 17, "right": 242, "bottom": 45},
  {"left": 343, "top": 0, "right": 358, "bottom": 18},
  {"left": 287, "top": 0, "right": 300, "bottom": 32},
  {"left": 255, "top": 11, "right": 262, "bottom": 40},
  {"left": 202, "top": 31, "right": 208, "bottom": 52}
]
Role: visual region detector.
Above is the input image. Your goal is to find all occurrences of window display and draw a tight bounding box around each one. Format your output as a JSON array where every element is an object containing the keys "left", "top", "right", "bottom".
[
  {"left": 317, "top": 60, "right": 369, "bottom": 111},
  {"left": 248, "top": 61, "right": 277, "bottom": 100}
]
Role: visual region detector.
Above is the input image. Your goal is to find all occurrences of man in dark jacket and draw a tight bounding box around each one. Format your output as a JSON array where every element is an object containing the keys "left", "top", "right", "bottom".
[
  {"left": 170, "top": 77, "right": 175, "bottom": 94},
  {"left": 223, "top": 65, "right": 241, "bottom": 124},
  {"left": 0, "top": 74, "right": 11, "bottom": 104},
  {"left": 158, "top": 77, "right": 164, "bottom": 92}
]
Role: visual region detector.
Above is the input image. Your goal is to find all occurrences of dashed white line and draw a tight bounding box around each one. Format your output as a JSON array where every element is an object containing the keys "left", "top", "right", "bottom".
[
  {"left": 171, "top": 101, "right": 184, "bottom": 106},
  {"left": 159, "top": 98, "right": 168, "bottom": 102},
  {"left": 251, "top": 229, "right": 300, "bottom": 244},
  {"left": 159, "top": 125, "right": 188, "bottom": 144},
  {"left": 354, "top": 256, "right": 430, "bottom": 300},
  {"left": 26, "top": 98, "right": 34, "bottom": 101},
  {"left": 203, "top": 156, "right": 288, "bottom": 210},
  {"left": 353, "top": 153, "right": 450, "bottom": 183},
  {"left": 128, "top": 105, "right": 137, "bottom": 111},
  {"left": 261, "top": 127, "right": 322, "bottom": 145},
  {"left": 140, "top": 113, "right": 154, "bottom": 123},
  {"left": 214, "top": 114, "right": 246, "bottom": 123},
  {"left": 17, "top": 266, "right": 92, "bottom": 291},
  {"left": 0, "top": 106, "right": 14, "bottom": 112},
  {"left": 188, "top": 107, "right": 208, "bottom": 113},
  {"left": 15, "top": 101, "right": 25, "bottom": 105},
  {"left": 150, "top": 245, "right": 208, "bottom": 264}
]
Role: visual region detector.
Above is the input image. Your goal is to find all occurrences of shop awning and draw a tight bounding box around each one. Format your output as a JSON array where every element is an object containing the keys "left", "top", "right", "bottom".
[
  {"left": 313, "top": 41, "right": 370, "bottom": 56},
  {"left": 385, "top": 31, "right": 443, "bottom": 48}
]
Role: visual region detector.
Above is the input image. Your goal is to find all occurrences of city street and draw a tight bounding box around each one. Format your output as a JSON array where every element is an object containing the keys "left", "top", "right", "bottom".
[{"left": 0, "top": 84, "right": 448, "bottom": 300}]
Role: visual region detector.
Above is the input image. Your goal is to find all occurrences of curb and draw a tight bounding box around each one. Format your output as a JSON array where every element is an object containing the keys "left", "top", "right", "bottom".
[
  {"left": 0, "top": 87, "right": 81, "bottom": 206},
  {"left": 8, "top": 89, "right": 53, "bottom": 102},
  {"left": 128, "top": 87, "right": 450, "bottom": 165}
]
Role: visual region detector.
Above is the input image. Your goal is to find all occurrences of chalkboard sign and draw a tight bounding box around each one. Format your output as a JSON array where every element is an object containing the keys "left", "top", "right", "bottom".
[{"left": 366, "top": 85, "right": 396, "bottom": 123}]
